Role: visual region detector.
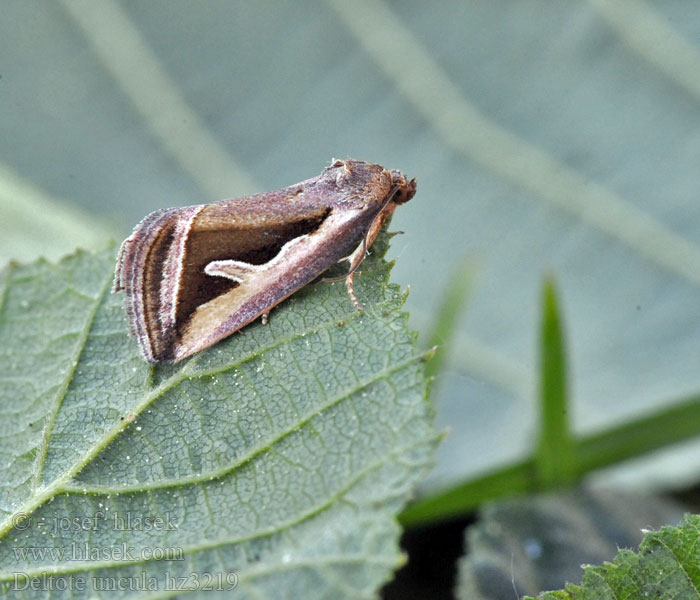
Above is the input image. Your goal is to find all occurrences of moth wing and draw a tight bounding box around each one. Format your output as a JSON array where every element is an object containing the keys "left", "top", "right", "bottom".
[
  {"left": 117, "top": 190, "right": 333, "bottom": 363},
  {"left": 173, "top": 204, "right": 367, "bottom": 362}
]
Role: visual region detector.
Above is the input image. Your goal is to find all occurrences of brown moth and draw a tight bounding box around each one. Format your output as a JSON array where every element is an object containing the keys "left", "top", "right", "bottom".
[{"left": 114, "top": 159, "right": 416, "bottom": 364}]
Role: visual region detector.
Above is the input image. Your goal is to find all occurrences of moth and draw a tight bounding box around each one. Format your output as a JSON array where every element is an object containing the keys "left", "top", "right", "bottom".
[{"left": 114, "top": 159, "right": 416, "bottom": 364}]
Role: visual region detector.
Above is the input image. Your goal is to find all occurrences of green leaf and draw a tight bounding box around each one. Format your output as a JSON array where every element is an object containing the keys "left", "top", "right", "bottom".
[
  {"left": 0, "top": 233, "right": 436, "bottom": 598},
  {"left": 525, "top": 513, "right": 700, "bottom": 599},
  {"left": 455, "top": 487, "right": 685, "bottom": 599}
]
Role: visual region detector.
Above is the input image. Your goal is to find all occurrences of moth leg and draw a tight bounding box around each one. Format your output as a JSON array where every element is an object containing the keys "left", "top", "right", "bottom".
[
  {"left": 347, "top": 234, "right": 369, "bottom": 273},
  {"left": 261, "top": 310, "right": 270, "bottom": 325},
  {"left": 320, "top": 235, "right": 367, "bottom": 308},
  {"left": 318, "top": 230, "right": 372, "bottom": 308},
  {"left": 341, "top": 236, "right": 368, "bottom": 311},
  {"left": 345, "top": 272, "right": 362, "bottom": 312},
  {"left": 323, "top": 233, "right": 369, "bottom": 279},
  {"left": 340, "top": 185, "right": 402, "bottom": 311}
]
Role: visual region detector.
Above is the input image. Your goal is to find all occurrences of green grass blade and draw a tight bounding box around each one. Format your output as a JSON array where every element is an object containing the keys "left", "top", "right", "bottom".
[
  {"left": 424, "top": 258, "right": 475, "bottom": 388},
  {"left": 575, "top": 392, "right": 700, "bottom": 474},
  {"left": 401, "top": 392, "right": 700, "bottom": 527},
  {"left": 535, "top": 277, "right": 575, "bottom": 487},
  {"left": 399, "top": 459, "right": 536, "bottom": 527}
]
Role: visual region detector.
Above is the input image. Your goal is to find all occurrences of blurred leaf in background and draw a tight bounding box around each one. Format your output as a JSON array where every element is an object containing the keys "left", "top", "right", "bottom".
[
  {"left": 457, "top": 488, "right": 686, "bottom": 599},
  {"left": 2, "top": 0, "right": 700, "bottom": 517},
  {"left": 0, "top": 163, "right": 116, "bottom": 263}
]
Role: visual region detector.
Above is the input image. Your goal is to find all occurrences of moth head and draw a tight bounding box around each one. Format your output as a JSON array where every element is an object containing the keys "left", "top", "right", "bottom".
[
  {"left": 324, "top": 159, "right": 387, "bottom": 198},
  {"left": 328, "top": 159, "right": 416, "bottom": 203},
  {"left": 389, "top": 169, "right": 417, "bottom": 205}
]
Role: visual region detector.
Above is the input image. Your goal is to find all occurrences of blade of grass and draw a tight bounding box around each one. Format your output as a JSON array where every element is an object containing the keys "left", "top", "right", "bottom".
[
  {"left": 575, "top": 393, "right": 700, "bottom": 473},
  {"left": 399, "top": 459, "right": 537, "bottom": 527},
  {"left": 535, "top": 277, "right": 575, "bottom": 487},
  {"left": 424, "top": 258, "right": 475, "bottom": 388},
  {"left": 401, "top": 391, "right": 700, "bottom": 527},
  {"left": 402, "top": 278, "right": 700, "bottom": 528}
]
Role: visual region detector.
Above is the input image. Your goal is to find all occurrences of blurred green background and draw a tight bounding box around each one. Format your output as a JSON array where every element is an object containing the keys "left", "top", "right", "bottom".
[{"left": 3, "top": 0, "right": 700, "bottom": 500}]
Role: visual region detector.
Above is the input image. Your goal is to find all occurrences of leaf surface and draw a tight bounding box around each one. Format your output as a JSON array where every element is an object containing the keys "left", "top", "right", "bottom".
[
  {"left": 525, "top": 513, "right": 700, "bottom": 599},
  {"left": 0, "top": 234, "right": 435, "bottom": 598}
]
